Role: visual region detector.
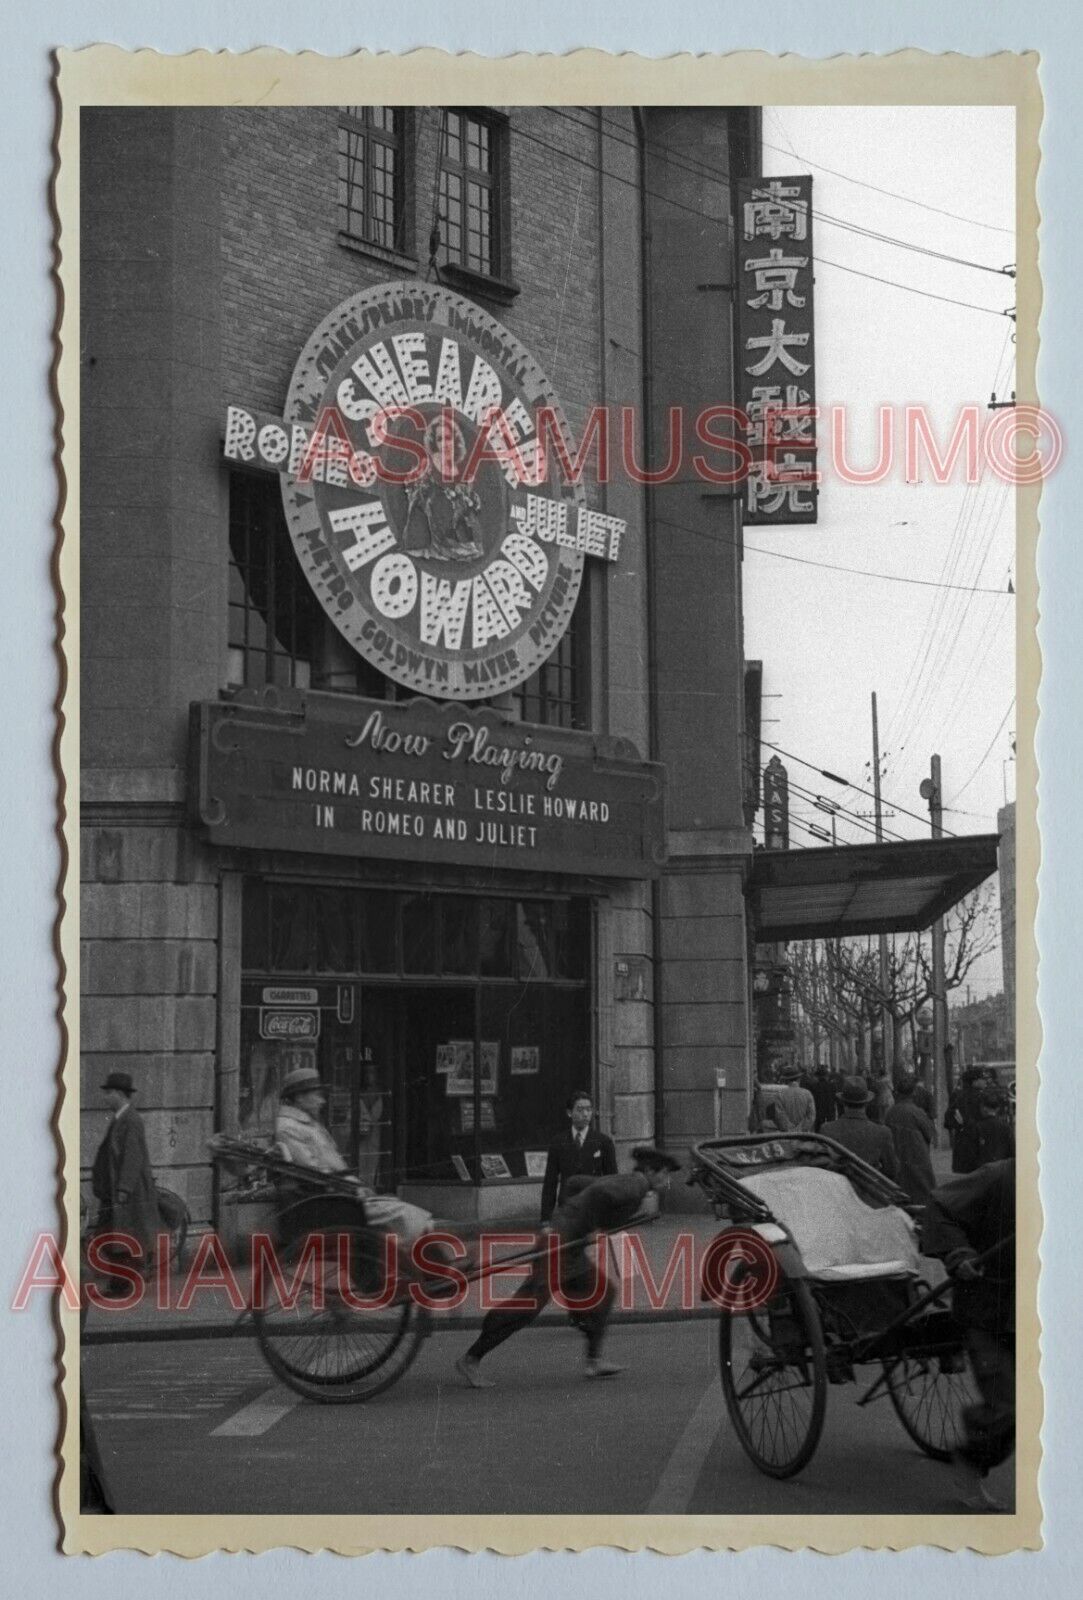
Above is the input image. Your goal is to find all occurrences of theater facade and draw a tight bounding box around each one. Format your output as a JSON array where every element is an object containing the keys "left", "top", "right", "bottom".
[{"left": 79, "top": 104, "right": 764, "bottom": 1225}]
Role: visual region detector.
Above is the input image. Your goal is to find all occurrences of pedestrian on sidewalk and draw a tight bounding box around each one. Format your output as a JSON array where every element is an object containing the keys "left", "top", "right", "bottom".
[
  {"left": 539, "top": 1089, "right": 617, "bottom": 1222},
  {"left": 90, "top": 1070, "right": 160, "bottom": 1294},
  {"left": 870, "top": 1068, "right": 895, "bottom": 1124},
  {"left": 885, "top": 1074, "right": 936, "bottom": 1204},
  {"left": 456, "top": 1146, "right": 682, "bottom": 1389},
  {"left": 820, "top": 1077, "right": 900, "bottom": 1180},
  {"left": 951, "top": 1084, "right": 1015, "bottom": 1175},
  {"left": 809, "top": 1064, "right": 838, "bottom": 1132},
  {"left": 755, "top": 1061, "right": 816, "bottom": 1133}
]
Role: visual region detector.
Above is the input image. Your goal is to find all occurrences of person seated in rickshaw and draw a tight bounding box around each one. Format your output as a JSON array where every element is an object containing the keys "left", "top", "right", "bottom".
[{"left": 274, "top": 1064, "right": 435, "bottom": 1250}]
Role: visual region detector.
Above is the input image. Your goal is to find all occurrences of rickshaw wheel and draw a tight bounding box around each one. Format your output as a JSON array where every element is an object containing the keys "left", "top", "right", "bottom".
[
  {"left": 155, "top": 1185, "right": 189, "bottom": 1267},
  {"left": 252, "top": 1226, "right": 426, "bottom": 1404},
  {"left": 884, "top": 1349, "right": 981, "bottom": 1461},
  {"left": 719, "top": 1270, "right": 827, "bottom": 1478}
]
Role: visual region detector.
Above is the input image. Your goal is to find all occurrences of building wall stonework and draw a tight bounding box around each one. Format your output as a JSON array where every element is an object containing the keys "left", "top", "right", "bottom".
[
  {"left": 79, "top": 825, "right": 220, "bottom": 1225},
  {"left": 79, "top": 105, "right": 753, "bottom": 1220}
]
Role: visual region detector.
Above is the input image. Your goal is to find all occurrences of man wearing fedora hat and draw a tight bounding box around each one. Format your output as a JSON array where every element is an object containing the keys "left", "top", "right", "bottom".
[
  {"left": 456, "top": 1145, "right": 682, "bottom": 1388},
  {"left": 90, "top": 1071, "right": 161, "bottom": 1292},
  {"left": 820, "top": 1077, "right": 899, "bottom": 1179},
  {"left": 755, "top": 1059, "right": 816, "bottom": 1134},
  {"left": 274, "top": 1064, "right": 436, "bottom": 1250}
]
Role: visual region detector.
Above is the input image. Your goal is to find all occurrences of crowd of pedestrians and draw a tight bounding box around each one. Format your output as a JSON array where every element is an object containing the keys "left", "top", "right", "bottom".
[{"left": 751, "top": 1057, "right": 1014, "bottom": 1201}]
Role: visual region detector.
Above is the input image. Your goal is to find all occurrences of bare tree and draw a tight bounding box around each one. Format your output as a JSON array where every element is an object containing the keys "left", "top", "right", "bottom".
[{"left": 789, "top": 889, "right": 999, "bottom": 1072}]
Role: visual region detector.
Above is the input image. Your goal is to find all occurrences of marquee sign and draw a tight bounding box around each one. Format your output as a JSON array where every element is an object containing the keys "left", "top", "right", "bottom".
[
  {"left": 223, "top": 281, "right": 625, "bottom": 700},
  {"left": 189, "top": 689, "right": 666, "bottom": 880}
]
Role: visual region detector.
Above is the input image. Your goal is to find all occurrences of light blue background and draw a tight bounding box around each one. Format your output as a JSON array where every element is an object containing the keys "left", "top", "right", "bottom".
[{"left": 2, "top": 1, "right": 1078, "bottom": 1590}]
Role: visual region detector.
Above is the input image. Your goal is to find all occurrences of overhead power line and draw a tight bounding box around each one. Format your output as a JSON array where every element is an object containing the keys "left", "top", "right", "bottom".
[
  {"left": 732, "top": 109, "right": 1015, "bottom": 235},
  {"left": 760, "top": 739, "right": 960, "bottom": 838},
  {"left": 655, "top": 516, "right": 1013, "bottom": 597},
  {"left": 784, "top": 774, "right": 910, "bottom": 844},
  {"left": 507, "top": 120, "right": 1014, "bottom": 321},
  {"left": 553, "top": 106, "right": 1014, "bottom": 274},
  {"left": 743, "top": 538, "right": 1011, "bottom": 595},
  {"left": 948, "top": 701, "right": 1016, "bottom": 803}
]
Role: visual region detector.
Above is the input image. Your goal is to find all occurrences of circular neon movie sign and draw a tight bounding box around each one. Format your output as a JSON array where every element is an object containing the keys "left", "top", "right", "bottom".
[{"left": 259, "top": 281, "right": 618, "bottom": 701}]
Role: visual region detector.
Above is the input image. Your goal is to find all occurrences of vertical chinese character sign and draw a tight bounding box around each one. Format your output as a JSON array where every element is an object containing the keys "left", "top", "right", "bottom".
[
  {"left": 737, "top": 177, "right": 817, "bottom": 526},
  {"left": 763, "top": 755, "right": 790, "bottom": 851}
]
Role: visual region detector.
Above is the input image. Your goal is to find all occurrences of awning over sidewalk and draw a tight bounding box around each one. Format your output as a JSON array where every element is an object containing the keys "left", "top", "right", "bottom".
[{"left": 748, "top": 833, "right": 1000, "bottom": 943}]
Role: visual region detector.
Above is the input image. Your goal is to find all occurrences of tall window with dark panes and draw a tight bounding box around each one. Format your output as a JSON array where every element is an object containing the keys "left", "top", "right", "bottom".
[
  {"left": 227, "top": 475, "right": 588, "bottom": 724},
  {"left": 438, "top": 111, "right": 499, "bottom": 276},
  {"left": 511, "top": 600, "right": 589, "bottom": 729},
  {"left": 227, "top": 472, "right": 389, "bottom": 698},
  {"left": 337, "top": 107, "right": 405, "bottom": 252}
]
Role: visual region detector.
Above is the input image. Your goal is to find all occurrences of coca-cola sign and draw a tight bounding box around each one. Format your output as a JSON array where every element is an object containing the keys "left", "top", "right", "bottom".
[{"left": 259, "top": 1009, "right": 321, "bottom": 1042}]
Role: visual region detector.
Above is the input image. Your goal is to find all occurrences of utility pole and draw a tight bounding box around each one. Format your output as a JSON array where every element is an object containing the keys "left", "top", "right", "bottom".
[
  {"left": 920, "top": 755, "right": 948, "bottom": 1118},
  {"left": 871, "top": 693, "right": 893, "bottom": 1077},
  {"left": 825, "top": 810, "right": 840, "bottom": 1073},
  {"left": 811, "top": 937, "right": 821, "bottom": 1071}
]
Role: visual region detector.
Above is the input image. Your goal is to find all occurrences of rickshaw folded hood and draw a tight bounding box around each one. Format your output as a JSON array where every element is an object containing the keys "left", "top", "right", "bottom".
[{"left": 738, "top": 1166, "right": 921, "bottom": 1280}]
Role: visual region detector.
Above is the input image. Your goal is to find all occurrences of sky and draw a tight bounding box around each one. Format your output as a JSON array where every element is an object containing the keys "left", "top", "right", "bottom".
[{"left": 744, "top": 105, "right": 1017, "bottom": 998}]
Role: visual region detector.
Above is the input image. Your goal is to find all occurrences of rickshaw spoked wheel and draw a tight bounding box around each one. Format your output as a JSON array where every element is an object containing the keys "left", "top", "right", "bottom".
[
  {"left": 718, "top": 1269, "right": 827, "bottom": 1478},
  {"left": 252, "top": 1225, "right": 426, "bottom": 1404},
  {"left": 883, "top": 1332, "right": 982, "bottom": 1461}
]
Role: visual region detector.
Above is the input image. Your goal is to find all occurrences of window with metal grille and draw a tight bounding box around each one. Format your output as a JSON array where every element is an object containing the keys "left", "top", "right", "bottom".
[
  {"left": 337, "top": 106, "right": 405, "bottom": 252},
  {"left": 511, "top": 582, "right": 590, "bottom": 729},
  {"left": 438, "top": 110, "right": 502, "bottom": 277},
  {"left": 227, "top": 471, "right": 390, "bottom": 699}
]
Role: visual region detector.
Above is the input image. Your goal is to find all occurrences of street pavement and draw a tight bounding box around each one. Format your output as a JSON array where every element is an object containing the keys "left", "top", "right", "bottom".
[
  {"left": 83, "top": 1311, "right": 1012, "bottom": 1517},
  {"left": 83, "top": 1139, "right": 1011, "bottom": 1516}
]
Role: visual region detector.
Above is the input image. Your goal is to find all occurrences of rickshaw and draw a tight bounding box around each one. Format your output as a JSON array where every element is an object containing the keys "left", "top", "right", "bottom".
[
  {"left": 688, "top": 1133, "right": 990, "bottom": 1478},
  {"left": 209, "top": 1133, "right": 656, "bottom": 1404}
]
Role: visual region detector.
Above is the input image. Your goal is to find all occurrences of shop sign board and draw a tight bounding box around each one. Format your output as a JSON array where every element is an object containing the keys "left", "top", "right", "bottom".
[
  {"left": 259, "top": 1009, "right": 321, "bottom": 1042},
  {"left": 261, "top": 986, "right": 318, "bottom": 1006},
  {"left": 762, "top": 754, "right": 790, "bottom": 851},
  {"left": 222, "top": 280, "right": 626, "bottom": 700},
  {"left": 190, "top": 690, "right": 667, "bottom": 880},
  {"left": 736, "top": 176, "right": 818, "bottom": 525}
]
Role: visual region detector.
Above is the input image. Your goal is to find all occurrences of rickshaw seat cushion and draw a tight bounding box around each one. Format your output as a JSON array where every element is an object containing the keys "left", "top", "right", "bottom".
[{"left": 739, "top": 1165, "right": 920, "bottom": 1280}]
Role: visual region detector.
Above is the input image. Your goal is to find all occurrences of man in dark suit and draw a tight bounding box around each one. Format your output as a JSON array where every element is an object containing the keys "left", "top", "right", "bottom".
[
  {"left": 952, "top": 1084, "right": 1015, "bottom": 1174},
  {"left": 539, "top": 1089, "right": 617, "bottom": 1222},
  {"left": 809, "top": 1064, "right": 839, "bottom": 1132},
  {"left": 90, "top": 1070, "right": 160, "bottom": 1292},
  {"left": 457, "top": 1146, "right": 682, "bottom": 1387},
  {"left": 820, "top": 1076, "right": 900, "bottom": 1180}
]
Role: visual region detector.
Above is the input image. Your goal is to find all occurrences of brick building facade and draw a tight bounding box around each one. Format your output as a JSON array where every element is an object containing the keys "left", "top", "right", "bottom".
[{"left": 79, "top": 105, "right": 760, "bottom": 1227}]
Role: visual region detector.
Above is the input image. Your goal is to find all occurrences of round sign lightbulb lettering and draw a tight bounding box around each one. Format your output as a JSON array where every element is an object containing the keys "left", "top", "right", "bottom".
[{"left": 280, "top": 281, "right": 589, "bottom": 701}]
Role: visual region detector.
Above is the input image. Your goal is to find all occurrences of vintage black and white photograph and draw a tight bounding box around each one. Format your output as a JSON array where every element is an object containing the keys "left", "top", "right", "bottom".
[{"left": 59, "top": 48, "right": 1040, "bottom": 1551}]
